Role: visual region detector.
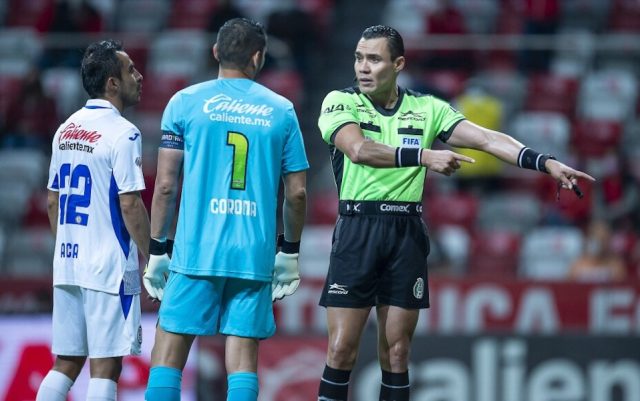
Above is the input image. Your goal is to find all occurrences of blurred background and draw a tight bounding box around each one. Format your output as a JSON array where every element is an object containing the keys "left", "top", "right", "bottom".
[{"left": 0, "top": 0, "right": 639, "bottom": 400}]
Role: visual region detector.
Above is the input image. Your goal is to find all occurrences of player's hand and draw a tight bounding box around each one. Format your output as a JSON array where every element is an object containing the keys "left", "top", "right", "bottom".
[
  {"left": 421, "top": 149, "right": 475, "bottom": 176},
  {"left": 143, "top": 253, "right": 170, "bottom": 301},
  {"left": 272, "top": 252, "right": 300, "bottom": 301},
  {"left": 545, "top": 159, "right": 596, "bottom": 192}
]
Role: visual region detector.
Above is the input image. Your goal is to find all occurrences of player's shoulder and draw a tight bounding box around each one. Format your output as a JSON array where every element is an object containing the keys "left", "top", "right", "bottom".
[
  {"left": 404, "top": 87, "right": 430, "bottom": 98},
  {"left": 109, "top": 114, "right": 140, "bottom": 140},
  {"left": 251, "top": 81, "right": 295, "bottom": 110}
]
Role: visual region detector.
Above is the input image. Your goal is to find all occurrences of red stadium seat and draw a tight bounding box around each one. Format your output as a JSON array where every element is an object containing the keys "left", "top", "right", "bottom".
[
  {"left": 425, "top": 192, "right": 479, "bottom": 231},
  {"left": 137, "top": 75, "right": 188, "bottom": 112},
  {"left": 524, "top": 74, "right": 579, "bottom": 117},
  {"left": 7, "top": 0, "right": 52, "bottom": 28},
  {"left": 0, "top": 74, "right": 22, "bottom": 124},
  {"left": 572, "top": 119, "right": 622, "bottom": 158},
  {"left": 258, "top": 70, "right": 304, "bottom": 107},
  {"left": 423, "top": 71, "right": 469, "bottom": 99},
  {"left": 468, "top": 230, "right": 521, "bottom": 277},
  {"left": 610, "top": 0, "right": 640, "bottom": 31},
  {"left": 169, "top": 0, "right": 217, "bottom": 29}
]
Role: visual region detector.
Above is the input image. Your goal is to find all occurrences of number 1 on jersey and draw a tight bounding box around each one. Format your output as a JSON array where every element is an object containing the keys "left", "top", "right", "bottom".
[{"left": 226, "top": 131, "right": 248, "bottom": 190}]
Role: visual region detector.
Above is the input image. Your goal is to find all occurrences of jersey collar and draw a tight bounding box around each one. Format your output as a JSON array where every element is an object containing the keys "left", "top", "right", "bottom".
[
  {"left": 84, "top": 99, "right": 120, "bottom": 115},
  {"left": 355, "top": 86, "right": 405, "bottom": 117}
]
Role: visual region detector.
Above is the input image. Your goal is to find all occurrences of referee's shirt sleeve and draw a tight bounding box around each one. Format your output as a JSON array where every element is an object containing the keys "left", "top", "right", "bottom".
[
  {"left": 318, "top": 90, "right": 358, "bottom": 144},
  {"left": 430, "top": 97, "right": 466, "bottom": 143}
]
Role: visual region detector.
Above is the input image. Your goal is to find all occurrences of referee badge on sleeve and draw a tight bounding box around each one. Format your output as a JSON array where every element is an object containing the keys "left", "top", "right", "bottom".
[{"left": 413, "top": 278, "right": 424, "bottom": 299}]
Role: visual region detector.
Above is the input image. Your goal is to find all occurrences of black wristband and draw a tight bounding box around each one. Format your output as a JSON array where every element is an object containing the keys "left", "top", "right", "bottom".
[
  {"left": 149, "top": 238, "right": 167, "bottom": 255},
  {"left": 395, "top": 147, "right": 422, "bottom": 167},
  {"left": 166, "top": 239, "right": 174, "bottom": 258},
  {"left": 277, "top": 233, "right": 300, "bottom": 254},
  {"left": 517, "top": 147, "right": 555, "bottom": 174}
]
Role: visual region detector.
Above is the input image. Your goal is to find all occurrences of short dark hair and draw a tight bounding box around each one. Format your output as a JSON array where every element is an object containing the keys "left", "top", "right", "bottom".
[
  {"left": 80, "top": 39, "right": 123, "bottom": 98},
  {"left": 216, "top": 18, "right": 266, "bottom": 69},
  {"left": 361, "top": 25, "right": 404, "bottom": 61}
]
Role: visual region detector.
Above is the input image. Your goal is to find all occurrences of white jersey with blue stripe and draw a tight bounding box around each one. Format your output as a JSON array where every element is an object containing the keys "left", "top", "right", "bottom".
[
  {"left": 162, "top": 78, "right": 309, "bottom": 281},
  {"left": 47, "top": 99, "right": 145, "bottom": 295}
]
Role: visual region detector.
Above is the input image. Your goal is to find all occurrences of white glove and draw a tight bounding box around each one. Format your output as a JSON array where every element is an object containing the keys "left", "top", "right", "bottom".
[
  {"left": 272, "top": 252, "right": 300, "bottom": 301},
  {"left": 143, "top": 253, "right": 170, "bottom": 301}
]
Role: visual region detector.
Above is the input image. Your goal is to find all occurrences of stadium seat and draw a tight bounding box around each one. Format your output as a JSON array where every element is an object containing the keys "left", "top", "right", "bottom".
[
  {"left": 136, "top": 74, "right": 187, "bottom": 113},
  {"left": 578, "top": 68, "right": 638, "bottom": 122},
  {"left": 561, "top": 0, "right": 612, "bottom": 31},
  {"left": 0, "top": 74, "right": 23, "bottom": 124},
  {"left": 550, "top": 29, "right": 595, "bottom": 78},
  {"left": 452, "top": 0, "right": 499, "bottom": 34},
  {"left": 524, "top": 74, "right": 579, "bottom": 117},
  {"left": 0, "top": 28, "right": 43, "bottom": 77},
  {"left": 168, "top": 0, "right": 217, "bottom": 29},
  {"left": 3, "top": 227, "right": 55, "bottom": 277},
  {"left": 519, "top": 226, "right": 584, "bottom": 280},
  {"left": 596, "top": 33, "right": 640, "bottom": 71},
  {"left": 149, "top": 29, "right": 210, "bottom": 77},
  {"left": 258, "top": 69, "right": 304, "bottom": 107},
  {"left": 426, "top": 192, "right": 479, "bottom": 232},
  {"left": 510, "top": 111, "right": 571, "bottom": 161},
  {"left": 0, "top": 180, "right": 32, "bottom": 225},
  {"left": 609, "top": 0, "right": 640, "bottom": 31},
  {"left": 423, "top": 70, "right": 469, "bottom": 100},
  {"left": 466, "top": 70, "right": 527, "bottom": 117},
  {"left": 477, "top": 192, "right": 541, "bottom": 234},
  {"left": 468, "top": 230, "right": 521, "bottom": 277},
  {"left": 42, "top": 68, "right": 85, "bottom": 118},
  {"left": 0, "top": 149, "right": 47, "bottom": 190},
  {"left": 115, "top": 0, "right": 170, "bottom": 32},
  {"left": 435, "top": 225, "right": 470, "bottom": 274},
  {"left": 572, "top": 119, "right": 622, "bottom": 158},
  {"left": 6, "top": 0, "right": 52, "bottom": 27}
]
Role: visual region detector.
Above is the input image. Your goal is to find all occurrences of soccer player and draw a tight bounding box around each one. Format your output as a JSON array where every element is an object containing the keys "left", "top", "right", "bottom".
[
  {"left": 143, "top": 18, "right": 308, "bottom": 401},
  {"left": 39, "top": 40, "right": 150, "bottom": 401},
  {"left": 316, "top": 25, "right": 595, "bottom": 401}
]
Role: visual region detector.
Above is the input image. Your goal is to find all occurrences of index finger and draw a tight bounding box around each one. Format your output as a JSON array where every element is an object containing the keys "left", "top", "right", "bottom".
[
  {"left": 570, "top": 170, "right": 596, "bottom": 182},
  {"left": 452, "top": 153, "right": 475, "bottom": 164}
]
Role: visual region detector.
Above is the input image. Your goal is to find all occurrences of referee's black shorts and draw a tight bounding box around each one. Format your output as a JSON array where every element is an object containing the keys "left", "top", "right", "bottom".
[{"left": 319, "top": 201, "right": 431, "bottom": 309}]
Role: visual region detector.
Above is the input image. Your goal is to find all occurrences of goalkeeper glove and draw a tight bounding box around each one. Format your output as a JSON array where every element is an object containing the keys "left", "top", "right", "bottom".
[
  {"left": 143, "top": 238, "right": 171, "bottom": 301},
  {"left": 272, "top": 234, "right": 301, "bottom": 302}
]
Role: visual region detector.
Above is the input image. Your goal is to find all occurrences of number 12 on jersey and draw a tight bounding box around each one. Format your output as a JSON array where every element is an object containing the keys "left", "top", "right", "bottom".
[
  {"left": 226, "top": 131, "right": 249, "bottom": 190},
  {"left": 58, "top": 163, "right": 92, "bottom": 226}
]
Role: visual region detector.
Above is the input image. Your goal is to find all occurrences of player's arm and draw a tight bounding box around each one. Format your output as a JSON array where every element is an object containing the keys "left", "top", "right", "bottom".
[
  {"left": 119, "top": 191, "right": 151, "bottom": 262},
  {"left": 150, "top": 146, "right": 183, "bottom": 240},
  {"left": 333, "top": 123, "right": 474, "bottom": 174},
  {"left": 447, "top": 120, "right": 595, "bottom": 189},
  {"left": 282, "top": 170, "right": 306, "bottom": 242},
  {"left": 272, "top": 170, "right": 307, "bottom": 301},
  {"left": 47, "top": 190, "right": 58, "bottom": 236}
]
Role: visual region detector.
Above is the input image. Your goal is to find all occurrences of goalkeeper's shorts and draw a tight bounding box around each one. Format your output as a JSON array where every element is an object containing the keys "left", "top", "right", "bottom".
[
  {"left": 319, "top": 213, "right": 431, "bottom": 309},
  {"left": 159, "top": 272, "right": 276, "bottom": 339}
]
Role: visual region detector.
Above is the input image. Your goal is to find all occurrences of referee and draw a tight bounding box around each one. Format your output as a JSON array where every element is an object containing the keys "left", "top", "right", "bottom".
[{"left": 316, "top": 25, "right": 594, "bottom": 401}]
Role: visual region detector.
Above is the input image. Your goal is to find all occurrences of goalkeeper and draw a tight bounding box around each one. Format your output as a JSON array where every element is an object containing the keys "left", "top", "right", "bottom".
[
  {"left": 142, "top": 18, "right": 308, "bottom": 401},
  {"left": 316, "top": 25, "right": 595, "bottom": 401}
]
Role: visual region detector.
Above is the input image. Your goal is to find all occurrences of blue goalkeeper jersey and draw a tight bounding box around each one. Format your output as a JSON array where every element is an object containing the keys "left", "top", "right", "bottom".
[{"left": 161, "top": 78, "right": 309, "bottom": 281}]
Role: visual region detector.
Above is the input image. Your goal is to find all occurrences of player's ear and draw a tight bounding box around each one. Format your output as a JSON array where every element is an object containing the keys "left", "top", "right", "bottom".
[
  {"left": 394, "top": 56, "right": 406, "bottom": 73},
  {"left": 252, "top": 49, "right": 265, "bottom": 72},
  {"left": 106, "top": 76, "right": 119, "bottom": 94},
  {"left": 213, "top": 44, "right": 220, "bottom": 62}
]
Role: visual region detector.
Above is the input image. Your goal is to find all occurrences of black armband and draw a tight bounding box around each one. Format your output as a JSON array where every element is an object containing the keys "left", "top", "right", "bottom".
[
  {"left": 517, "top": 147, "right": 556, "bottom": 174},
  {"left": 149, "top": 238, "right": 168, "bottom": 255},
  {"left": 395, "top": 147, "right": 423, "bottom": 167},
  {"left": 277, "top": 233, "right": 300, "bottom": 254}
]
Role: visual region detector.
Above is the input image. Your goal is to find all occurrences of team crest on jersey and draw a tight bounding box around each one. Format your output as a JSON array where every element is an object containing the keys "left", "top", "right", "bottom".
[
  {"left": 135, "top": 156, "right": 142, "bottom": 167},
  {"left": 413, "top": 278, "right": 424, "bottom": 299}
]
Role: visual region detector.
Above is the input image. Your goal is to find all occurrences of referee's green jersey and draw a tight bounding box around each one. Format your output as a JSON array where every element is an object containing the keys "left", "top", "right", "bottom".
[{"left": 318, "top": 87, "right": 465, "bottom": 202}]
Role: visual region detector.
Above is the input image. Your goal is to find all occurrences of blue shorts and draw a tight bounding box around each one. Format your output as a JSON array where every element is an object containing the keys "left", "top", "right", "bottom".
[{"left": 158, "top": 272, "right": 276, "bottom": 338}]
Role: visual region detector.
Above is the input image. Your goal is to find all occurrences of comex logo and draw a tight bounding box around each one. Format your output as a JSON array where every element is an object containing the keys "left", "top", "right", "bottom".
[
  {"left": 328, "top": 283, "right": 348, "bottom": 295},
  {"left": 379, "top": 203, "right": 410, "bottom": 213}
]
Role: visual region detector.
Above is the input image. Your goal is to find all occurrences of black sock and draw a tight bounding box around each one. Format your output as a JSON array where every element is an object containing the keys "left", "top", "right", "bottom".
[
  {"left": 379, "top": 370, "right": 410, "bottom": 401},
  {"left": 318, "top": 365, "right": 351, "bottom": 401}
]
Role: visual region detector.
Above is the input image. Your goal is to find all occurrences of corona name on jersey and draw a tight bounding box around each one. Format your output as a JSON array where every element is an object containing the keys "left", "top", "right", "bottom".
[{"left": 209, "top": 198, "right": 257, "bottom": 217}]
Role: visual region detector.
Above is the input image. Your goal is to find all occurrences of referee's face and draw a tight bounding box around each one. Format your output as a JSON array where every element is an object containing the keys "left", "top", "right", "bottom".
[{"left": 354, "top": 37, "right": 401, "bottom": 98}]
